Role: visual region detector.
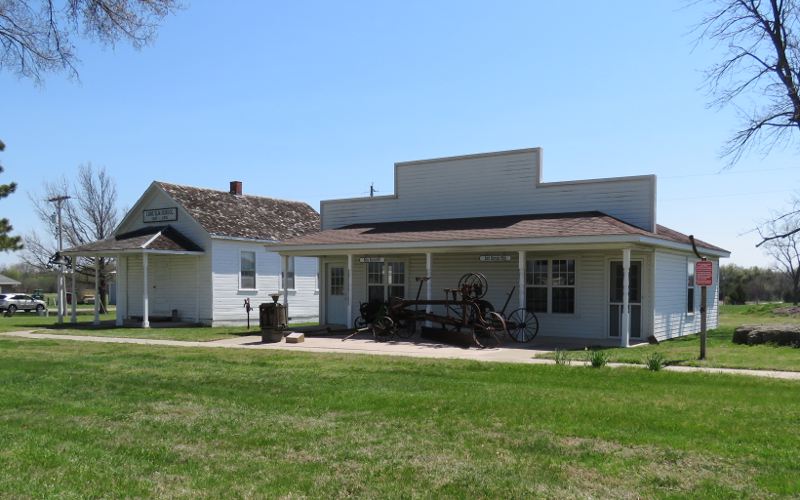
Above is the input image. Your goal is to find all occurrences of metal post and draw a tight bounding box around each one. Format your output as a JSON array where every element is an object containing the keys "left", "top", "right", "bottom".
[
  {"left": 346, "top": 254, "right": 353, "bottom": 328},
  {"left": 93, "top": 256, "right": 100, "bottom": 325},
  {"left": 518, "top": 250, "right": 526, "bottom": 310},
  {"left": 142, "top": 253, "right": 150, "bottom": 328},
  {"left": 700, "top": 281, "right": 708, "bottom": 360},
  {"left": 621, "top": 248, "right": 631, "bottom": 348},
  {"left": 48, "top": 195, "right": 70, "bottom": 324},
  {"left": 115, "top": 255, "right": 123, "bottom": 326}
]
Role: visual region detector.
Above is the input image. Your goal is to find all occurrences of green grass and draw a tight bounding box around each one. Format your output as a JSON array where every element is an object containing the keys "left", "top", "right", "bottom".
[
  {"left": 537, "top": 303, "right": 800, "bottom": 372},
  {"left": 0, "top": 310, "right": 316, "bottom": 341},
  {"left": 0, "top": 338, "right": 798, "bottom": 497}
]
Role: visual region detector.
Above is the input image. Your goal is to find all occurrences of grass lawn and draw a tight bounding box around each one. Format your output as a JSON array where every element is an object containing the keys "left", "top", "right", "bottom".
[
  {"left": 0, "top": 339, "right": 798, "bottom": 497},
  {"left": 0, "top": 310, "right": 316, "bottom": 341},
  {"left": 537, "top": 303, "right": 800, "bottom": 372}
]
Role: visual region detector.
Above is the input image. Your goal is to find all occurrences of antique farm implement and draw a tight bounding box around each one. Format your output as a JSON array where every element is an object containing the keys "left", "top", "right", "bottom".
[{"left": 349, "top": 273, "right": 539, "bottom": 348}]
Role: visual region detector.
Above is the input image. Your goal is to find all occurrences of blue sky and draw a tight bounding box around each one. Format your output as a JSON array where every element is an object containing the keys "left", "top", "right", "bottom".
[{"left": 1, "top": 1, "right": 798, "bottom": 267}]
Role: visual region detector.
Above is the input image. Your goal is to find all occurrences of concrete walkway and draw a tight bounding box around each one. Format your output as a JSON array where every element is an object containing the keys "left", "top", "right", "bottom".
[{"left": 3, "top": 330, "right": 800, "bottom": 381}]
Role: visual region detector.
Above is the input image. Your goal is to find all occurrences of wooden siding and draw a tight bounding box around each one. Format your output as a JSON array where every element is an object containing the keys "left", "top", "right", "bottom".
[
  {"left": 324, "top": 249, "right": 654, "bottom": 340},
  {"left": 321, "top": 149, "right": 656, "bottom": 232},
  {"left": 123, "top": 254, "right": 209, "bottom": 323},
  {"left": 211, "top": 239, "right": 319, "bottom": 325},
  {"left": 653, "top": 250, "right": 719, "bottom": 340}
]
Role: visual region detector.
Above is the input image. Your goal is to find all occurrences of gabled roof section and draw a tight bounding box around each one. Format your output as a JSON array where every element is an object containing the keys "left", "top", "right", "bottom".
[
  {"left": 0, "top": 274, "right": 21, "bottom": 286},
  {"left": 156, "top": 182, "right": 320, "bottom": 241},
  {"left": 272, "top": 211, "right": 729, "bottom": 255},
  {"left": 64, "top": 226, "right": 203, "bottom": 254}
]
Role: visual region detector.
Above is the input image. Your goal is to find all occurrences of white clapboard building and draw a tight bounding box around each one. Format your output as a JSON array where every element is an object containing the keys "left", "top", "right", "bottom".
[
  {"left": 272, "top": 148, "right": 729, "bottom": 346},
  {"left": 64, "top": 181, "right": 320, "bottom": 326}
]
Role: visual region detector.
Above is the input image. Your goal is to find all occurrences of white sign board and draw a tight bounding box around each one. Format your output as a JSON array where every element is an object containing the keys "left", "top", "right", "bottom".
[
  {"left": 479, "top": 255, "right": 512, "bottom": 262},
  {"left": 143, "top": 207, "right": 178, "bottom": 223},
  {"left": 359, "top": 257, "right": 385, "bottom": 263}
]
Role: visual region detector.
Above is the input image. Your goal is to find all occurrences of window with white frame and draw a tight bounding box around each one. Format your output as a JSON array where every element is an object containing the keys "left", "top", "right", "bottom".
[
  {"left": 329, "top": 267, "right": 344, "bottom": 295},
  {"left": 525, "top": 258, "right": 576, "bottom": 314},
  {"left": 281, "top": 257, "right": 295, "bottom": 290},
  {"left": 687, "top": 260, "right": 695, "bottom": 314},
  {"left": 525, "top": 259, "right": 548, "bottom": 313},
  {"left": 366, "top": 260, "right": 406, "bottom": 303},
  {"left": 240, "top": 251, "right": 256, "bottom": 289}
]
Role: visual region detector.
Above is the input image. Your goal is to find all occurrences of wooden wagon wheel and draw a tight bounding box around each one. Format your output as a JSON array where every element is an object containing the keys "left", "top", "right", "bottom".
[
  {"left": 507, "top": 308, "right": 539, "bottom": 343},
  {"left": 458, "top": 273, "right": 488, "bottom": 299},
  {"left": 372, "top": 316, "right": 395, "bottom": 342},
  {"left": 472, "top": 311, "right": 504, "bottom": 349},
  {"left": 354, "top": 316, "right": 368, "bottom": 330}
]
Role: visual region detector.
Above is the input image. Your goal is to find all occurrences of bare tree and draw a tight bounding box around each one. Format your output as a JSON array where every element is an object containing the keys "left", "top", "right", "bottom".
[
  {"left": 23, "top": 163, "right": 119, "bottom": 312},
  {"left": 0, "top": 0, "right": 180, "bottom": 83},
  {"left": 763, "top": 212, "right": 800, "bottom": 303},
  {"left": 698, "top": 0, "right": 800, "bottom": 163},
  {"left": 0, "top": 138, "right": 22, "bottom": 251}
]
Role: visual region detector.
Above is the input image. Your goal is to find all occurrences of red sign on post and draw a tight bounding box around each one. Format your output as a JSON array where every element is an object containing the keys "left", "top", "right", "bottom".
[{"left": 695, "top": 260, "right": 713, "bottom": 287}]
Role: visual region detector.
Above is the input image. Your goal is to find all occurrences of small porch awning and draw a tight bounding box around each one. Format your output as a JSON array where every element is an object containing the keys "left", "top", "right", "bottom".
[
  {"left": 62, "top": 225, "right": 204, "bottom": 256},
  {"left": 269, "top": 211, "right": 729, "bottom": 257}
]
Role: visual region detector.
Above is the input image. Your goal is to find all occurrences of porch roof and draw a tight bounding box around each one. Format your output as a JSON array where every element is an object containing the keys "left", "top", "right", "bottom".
[
  {"left": 270, "top": 211, "right": 729, "bottom": 256},
  {"left": 63, "top": 225, "right": 204, "bottom": 256}
]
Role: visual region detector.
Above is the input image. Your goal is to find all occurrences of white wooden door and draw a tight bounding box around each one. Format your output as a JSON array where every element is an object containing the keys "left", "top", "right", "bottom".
[
  {"left": 326, "top": 264, "right": 346, "bottom": 325},
  {"left": 150, "top": 257, "right": 171, "bottom": 316}
]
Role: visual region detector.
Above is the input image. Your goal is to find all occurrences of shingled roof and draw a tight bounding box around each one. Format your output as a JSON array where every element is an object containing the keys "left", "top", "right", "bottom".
[
  {"left": 64, "top": 226, "right": 204, "bottom": 254},
  {"left": 274, "top": 211, "right": 728, "bottom": 253},
  {"left": 156, "top": 182, "right": 320, "bottom": 241}
]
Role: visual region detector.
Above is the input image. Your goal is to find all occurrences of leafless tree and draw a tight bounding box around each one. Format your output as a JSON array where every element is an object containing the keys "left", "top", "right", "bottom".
[
  {"left": 0, "top": 0, "right": 180, "bottom": 83},
  {"left": 763, "top": 212, "right": 800, "bottom": 303},
  {"left": 23, "top": 163, "right": 119, "bottom": 312},
  {"left": 697, "top": 0, "right": 800, "bottom": 163}
]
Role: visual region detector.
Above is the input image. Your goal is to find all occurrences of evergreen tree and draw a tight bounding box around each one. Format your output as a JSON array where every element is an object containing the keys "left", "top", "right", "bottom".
[{"left": 0, "top": 140, "right": 22, "bottom": 251}]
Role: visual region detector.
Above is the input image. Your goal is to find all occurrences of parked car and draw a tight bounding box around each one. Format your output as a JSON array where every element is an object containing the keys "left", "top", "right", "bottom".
[
  {"left": 0, "top": 294, "right": 47, "bottom": 313},
  {"left": 81, "top": 294, "right": 95, "bottom": 305}
]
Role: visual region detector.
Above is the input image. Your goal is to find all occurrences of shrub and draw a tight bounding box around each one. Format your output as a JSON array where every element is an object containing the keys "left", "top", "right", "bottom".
[
  {"left": 586, "top": 349, "right": 609, "bottom": 368},
  {"left": 645, "top": 352, "right": 666, "bottom": 371},
  {"left": 553, "top": 348, "right": 571, "bottom": 366}
]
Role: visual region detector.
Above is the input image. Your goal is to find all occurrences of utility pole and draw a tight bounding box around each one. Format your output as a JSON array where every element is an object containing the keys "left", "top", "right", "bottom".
[{"left": 48, "top": 195, "right": 71, "bottom": 324}]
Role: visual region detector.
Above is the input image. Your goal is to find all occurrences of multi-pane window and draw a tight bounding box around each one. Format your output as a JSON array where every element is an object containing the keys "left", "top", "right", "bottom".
[
  {"left": 687, "top": 260, "right": 695, "bottom": 313},
  {"left": 551, "top": 260, "right": 575, "bottom": 314},
  {"left": 281, "top": 257, "right": 295, "bottom": 290},
  {"left": 367, "top": 262, "right": 384, "bottom": 303},
  {"left": 525, "top": 259, "right": 548, "bottom": 313},
  {"left": 525, "top": 259, "right": 576, "bottom": 314},
  {"left": 330, "top": 267, "right": 344, "bottom": 295},
  {"left": 366, "top": 261, "right": 406, "bottom": 304},
  {"left": 240, "top": 251, "right": 256, "bottom": 289}
]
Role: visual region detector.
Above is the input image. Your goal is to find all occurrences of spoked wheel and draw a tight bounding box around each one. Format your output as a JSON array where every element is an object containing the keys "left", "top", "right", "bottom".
[
  {"left": 507, "top": 308, "right": 539, "bottom": 343},
  {"left": 354, "top": 316, "right": 368, "bottom": 330},
  {"left": 396, "top": 318, "right": 416, "bottom": 339},
  {"left": 372, "top": 316, "right": 395, "bottom": 342},
  {"left": 473, "top": 311, "right": 504, "bottom": 349},
  {"left": 458, "top": 273, "right": 488, "bottom": 299}
]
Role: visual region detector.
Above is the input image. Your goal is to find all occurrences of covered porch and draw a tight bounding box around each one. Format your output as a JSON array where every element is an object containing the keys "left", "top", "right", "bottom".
[{"left": 63, "top": 226, "right": 204, "bottom": 328}]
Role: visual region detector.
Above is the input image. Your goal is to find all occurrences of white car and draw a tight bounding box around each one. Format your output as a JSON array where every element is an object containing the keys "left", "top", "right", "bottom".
[{"left": 0, "top": 294, "right": 47, "bottom": 313}]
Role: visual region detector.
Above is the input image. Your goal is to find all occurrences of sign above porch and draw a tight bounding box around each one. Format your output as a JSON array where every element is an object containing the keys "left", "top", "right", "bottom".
[
  {"left": 143, "top": 207, "right": 178, "bottom": 223},
  {"left": 479, "top": 255, "right": 512, "bottom": 262},
  {"left": 359, "top": 257, "right": 385, "bottom": 263}
]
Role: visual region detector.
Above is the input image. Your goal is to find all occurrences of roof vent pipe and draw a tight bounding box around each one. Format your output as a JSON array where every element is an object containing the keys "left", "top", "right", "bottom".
[{"left": 230, "top": 181, "right": 242, "bottom": 195}]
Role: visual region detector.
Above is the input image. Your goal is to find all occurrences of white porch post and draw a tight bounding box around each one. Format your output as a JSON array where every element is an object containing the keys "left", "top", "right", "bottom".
[
  {"left": 621, "top": 248, "right": 631, "bottom": 347},
  {"left": 518, "top": 250, "right": 526, "bottom": 310},
  {"left": 194, "top": 256, "right": 200, "bottom": 323},
  {"left": 142, "top": 253, "right": 150, "bottom": 328},
  {"left": 93, "top": 256, "right": 100, "bottom": 325},
  {"left": 425, "top": 252, "right": 433, "bottom": 311},
  {"left": 115, "top": 255, "right": 124, "bottom": 326},
  {"left": 346, "top": 254, "right": 353, "bottom": 328},
  {"left": 70, "top": 262, "right": 77, "bottom": 323},
  {"left": 281, "top": 254, "right": 289, "bottom": 309}
]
